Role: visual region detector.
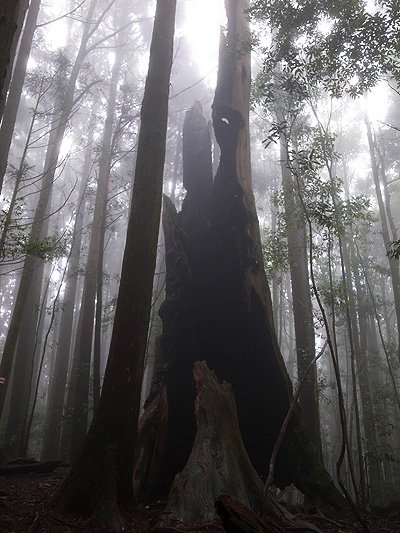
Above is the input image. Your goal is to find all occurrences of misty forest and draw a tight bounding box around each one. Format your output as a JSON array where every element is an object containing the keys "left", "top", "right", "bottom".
[{"left": 1, "top": 0, "right": 400, "bottom": 531}]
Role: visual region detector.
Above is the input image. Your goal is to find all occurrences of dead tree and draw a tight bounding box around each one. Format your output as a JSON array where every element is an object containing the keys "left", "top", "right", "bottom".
[
  {"left": 135, "top": 0, "right": 344, "bottom": 510},
  {"left": 162, "top": 361, "right": 263, "bottom": 525}
]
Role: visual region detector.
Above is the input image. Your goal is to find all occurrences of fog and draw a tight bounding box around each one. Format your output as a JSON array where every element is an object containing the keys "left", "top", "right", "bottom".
[{"left": 0, "top": 0, "right": 399, "bottom": 530}]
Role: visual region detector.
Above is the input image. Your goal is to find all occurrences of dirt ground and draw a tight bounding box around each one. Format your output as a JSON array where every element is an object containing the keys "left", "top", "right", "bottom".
[{"left": 0, "top": 467, "right": 399, "bottom": 532}]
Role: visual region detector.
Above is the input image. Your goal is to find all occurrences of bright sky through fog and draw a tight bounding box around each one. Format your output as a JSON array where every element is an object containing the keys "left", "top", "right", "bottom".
[
  {"left": 39, "top": 0, "right": 388, "bottom": 124},
  {"left": 365, "top": 81, "right": 390, "bottom": 123},
  {"left": 42, "top": 3, "right": 68, "bottom": 50},
  {"left": 181, "top": 0, "right": 227, "bottom": 86}
]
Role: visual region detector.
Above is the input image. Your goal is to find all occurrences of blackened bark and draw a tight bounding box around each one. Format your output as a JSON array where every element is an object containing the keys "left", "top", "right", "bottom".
[{"left": 138, "top": 0, "right": 344, "bottom": 509}]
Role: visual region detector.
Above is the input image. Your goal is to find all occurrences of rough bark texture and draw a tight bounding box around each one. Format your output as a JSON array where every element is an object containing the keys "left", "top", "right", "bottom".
[
  {"left": 365, "top": 118, "right": 400, "bottom": 364},
  {"left": 275, "top": 98, "right": 322, "bottom": 458},
  {"left": 216, "top": 495, "right": 271, "bottom": 533},
  {"left": 52, "top": 1, "right": 176, "bottom": 525},
  {"left": 68, "top": 12, "right": 127, "bottom": 461},
  {"left": 41, "top": 147, "right": 90, "bottom": 461},
  {"left": 162, "top": 361, "right": 263, "bottom": 525},
  {"left": 3, "top": 261, "right": 44, "bottom": 457},
  {"left": 216, "top": 494, "right": 323, "bottom": 533},
  {"left": 0, "top": 0, "right": 41, "bottom": 193},
  {"left": 137, "top": 0, "right": 344, "bottom": 509},
  {"left": 0, "top": 0, "right": 27, "bottom": 123}
]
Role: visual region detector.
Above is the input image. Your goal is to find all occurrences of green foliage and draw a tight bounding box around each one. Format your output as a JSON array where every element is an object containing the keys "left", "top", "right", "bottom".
[
  {"left": 262, "top": 226, "right": 289, "bottom": 277},
  {"left": 317, "top": 373, "right": 335, "bottom": 401},
  {"left": 249, "top": 0, "right": 400, "bottom": 96},
  {"left": 366, "top": 447, "right": 400, "bottom": 465},
  {"left": 261, "top": 120, "right": 288, "bottom": 148},
  {"left": 387, "top": 239, "right": 400, "bottom": 259},
  {"left": 24, "top": 48, "right": 71, "bottom": 113},
  {"left": 19, "top": 235, "right": 67, "bottom": 261},
  {"left": 8, "top": 161, "right": 35, "bottom": 183},
  {"left": 282, "top": 123, "right": 373, "bottom": 236},
  {"left": 0, "top": 199, "right": 67, "bottom": 263},
  {"left": 319, "top": 279, "right": 348, "bottom": 310}
]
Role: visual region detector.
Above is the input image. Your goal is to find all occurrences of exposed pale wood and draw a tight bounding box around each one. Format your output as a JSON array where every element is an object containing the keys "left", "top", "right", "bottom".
[{"left": 161, "top": 362, "right": 263, "bottom": 525}]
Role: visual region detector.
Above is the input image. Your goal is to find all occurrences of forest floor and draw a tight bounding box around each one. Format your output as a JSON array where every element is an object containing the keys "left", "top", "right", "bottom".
[{"left": 0, "top": 466, "right": 399, "bottom": 532}]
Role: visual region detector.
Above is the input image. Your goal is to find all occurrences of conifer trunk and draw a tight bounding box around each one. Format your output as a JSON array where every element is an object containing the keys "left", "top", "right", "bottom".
[
  {"left": 0, "top": 0, "right": 42, "bottom": 192},
  {"left": 0, "top": 0, "right": 99, "bottom": 423},
  {"left": 276, "top": 115, "right": 322, "bottom": 459},
  {"left": 68, "top": 13, "right": 127, "bottom": 460},
  {"left": 41, "top": 144, "right": 90, "bottom": 461},
  {"left": 0, "top": 0, "right": 28, "bottom": 122},
  {"left": 53, "top": 1, "right": 177, "bottom": 525}
]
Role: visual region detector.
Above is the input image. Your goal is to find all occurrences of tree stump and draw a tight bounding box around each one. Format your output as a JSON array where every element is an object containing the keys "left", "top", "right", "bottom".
[{"left": 160, "top": 361, "right": 263, "bottom": 526}]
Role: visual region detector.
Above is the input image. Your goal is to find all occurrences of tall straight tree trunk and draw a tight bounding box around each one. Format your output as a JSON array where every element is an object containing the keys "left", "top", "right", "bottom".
[
  {"left": 3, "top": 259, "right": 45, "bottom": 456},
  {"left": 0, "top": 118, "right": 58, "bottom": 427},
  {"left": 365, "top": 118, "right": 400, "bottom": 363},
  {"left": 0, "top": 0, "right": 99, "bottom": 423},
  {"left": 67, "top": 16, "right": 128, "bottom": 460},
  {"left": 0, "top": 0, "right": 28, "bottom": 121},
  {"left": 0, "top": 80, "right": 42, "bottom": 262},
  {"left": 53, "top": 2, "right": 177, "bottom": 527},
  {"left": 92, "top": 230, "right": 105, "bottom": 407},
  {"left": 40, "top": 142, "right": 91, "bottom": 461},
  {"left": 355, "top": 257, "right": 389, "bottom": 504},
  {"left": 0, "top": 0, "right": 42, "bottom": 193},
  {"left": 277, "top": 117, "right": 322, "bottom": 459}
]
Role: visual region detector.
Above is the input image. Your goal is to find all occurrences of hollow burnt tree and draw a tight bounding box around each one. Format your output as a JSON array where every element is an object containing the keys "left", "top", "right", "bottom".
[{"left": 136, "top": 0, "right": 344, "bottom": 512}]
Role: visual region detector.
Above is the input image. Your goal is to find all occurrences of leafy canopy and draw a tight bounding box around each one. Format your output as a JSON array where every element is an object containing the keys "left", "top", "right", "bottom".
[{"left": 249, "top": 0, "right": 400, "bottom": 96}]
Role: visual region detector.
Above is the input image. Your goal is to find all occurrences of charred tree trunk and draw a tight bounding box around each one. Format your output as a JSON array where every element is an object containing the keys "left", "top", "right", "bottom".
[
  {"left": 52, "top": 1, "right": 176, "bottom": 526},
  {"left": 137, "top": 0, "right": 343, "bottom": 509}
]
